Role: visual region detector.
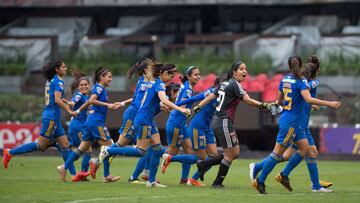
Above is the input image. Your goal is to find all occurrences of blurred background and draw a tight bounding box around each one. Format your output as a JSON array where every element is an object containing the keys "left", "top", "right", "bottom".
[{"left": 0, "top": 0, "right": 360, "bottom": 157}]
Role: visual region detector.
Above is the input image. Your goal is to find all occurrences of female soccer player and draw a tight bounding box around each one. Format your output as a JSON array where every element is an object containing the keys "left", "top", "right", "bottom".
[
  {"left": 67, "top": 70, "right": 92, "bottom": 181},
  {"left": 165, "top": 66, "right": 201, "bottom": 184},
  {"left": 161, "top": 78, "right": 221, "bottom": 187},
  {"left": 251, "top": 56, "right": 341, "bottom": 194},
  {"left": 98, "top": 63, "right": 191, "bottom": 187},
  {"left": 190, "top": 61, "right": 280, "bottom": 188},
  {"left": 3, "top": 61, "right": 76, "bottom": 176},
  {"left": 57, "top": 67, "right": 123, "bottom": 182}
]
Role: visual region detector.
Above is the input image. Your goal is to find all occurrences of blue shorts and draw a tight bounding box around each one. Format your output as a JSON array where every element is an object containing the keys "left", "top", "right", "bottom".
[
  {"left": 68, "top": 119, "right": 85, "bottom": 147},
  {"left": 118, "top": 118, "right": 136, "bottom": 142},
  {"left": 82, "top": 124, "right": 111, "bottom": 143},
  {"left": 188, "top": 125, "right": 216, "bottom": 150},
  {"left": 40, "top": 118, "right": 65, "bottom": 139},
  {"left": 291, "top": 128, "right": 315, "bottom": 150},
  {"left": 166, "top": 124, "right": 190, "bottom": 147},
  {"left": 276, "top": 122, "right": 306, "bottom": 148},
  {"left": 134, "top": 123, "right": 159, "bottom": 140}
]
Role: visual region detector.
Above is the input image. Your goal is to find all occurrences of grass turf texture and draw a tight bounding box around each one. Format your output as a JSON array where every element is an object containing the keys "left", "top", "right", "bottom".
[{"left": 1, "top": 156, "right": 360, "bottom": 203}]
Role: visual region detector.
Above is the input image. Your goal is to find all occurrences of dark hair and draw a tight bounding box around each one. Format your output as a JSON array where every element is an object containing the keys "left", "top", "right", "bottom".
[
  {"left": 165, "top": 82, "right": 180, "bottom": 101},
  {"left": 303, "top": 63, "right": 318, "bottom": 80},
  {"left": 42, "top": 60, "right": 64, "bottom": 81},
  {"left": 154, "top": 63, "right": 176, "bottom": 78},
  {"left": 307, "top": 55, "right": 320, "bottom": 70},
  {"left": 181, "top": 66, "right": 199, "bottom": 83},
  {"left": 223, "top": 60, "right": 243, "bottom": 81},
  {"left": 70, "top": 69, "right": 90, "bottom": 94},
  {"left": 288, "top": 55, "right": 302, "bottom": 79},
  {"left": 213, "top": 77, "right": 221, "bottom": 88},
  {"left": 93, "top": 67, "right": 110, "bottom": 84},
  {"left": 127, "top": 58, "right": 155, "bottom": 79}
]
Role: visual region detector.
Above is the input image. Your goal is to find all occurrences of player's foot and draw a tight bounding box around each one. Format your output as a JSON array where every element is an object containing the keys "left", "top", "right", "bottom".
[
  {"left": 99, "top": 147, "right": 110, "bottom": 163},
  {"left": 249, "top": 162, "right": 258, "bottom": 181},
  {"left": 103, "top": 175, "right": 120, "bottom": 183},
  {"left": 146, "top": 181, "right": 167, "bottom": 188},
  {"left": 312, "top": 187, "right": 333, "bottom": 193},
  {"left": 72, "top": 171, "right": 90, "bottom": 182},
  {"left": 140, "top": 174, "right": 149, "bottom": 181},
  {"left": 128, "top": 177, "right": 146, "bottom": 184},
  {"left": 252, "top": 178, "right": 267, "bottom": 194},
  {"left": 89, "top": 158, "right": 100, "bottom": 179},
  {"left": 320, "top": 180, "right": 333, "bottom": 188},
  {"left": 275, "top": 172, "right": 293, "bottom": 192},
  {"left": 197, "top": 161, "right": 206, "bottom": 181},
  {"left": 161, "top": 153, "right": 172, "bottom": 174},
  {"left": 211, "top": 183, "right": 225, "bottom": 189},
  {"left": 57, "top": 165, "right": 67, "bottom": 182},
  {"left": 187, "top": 178, "right": 205, "bottom": 187},
  {"left": 3, "top": 148, "right": 12, "bottom": 169},
  {"left": 179, "top": 179, "right": 188, "bottom": 184}
]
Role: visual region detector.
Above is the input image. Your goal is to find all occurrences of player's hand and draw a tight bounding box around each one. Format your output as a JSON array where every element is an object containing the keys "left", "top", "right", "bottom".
[
  {"left": 70, "top": 111, "right": 78, "bottom": 117},
  {"left": 260, "top": 102, "right": 283, "bottom": 116},
  {"left": 180, "top": 108, "right": 191, "bottom": 116},
  {"left": 107, "top": 103, "right": 116, "bottom": 110},
  {"left": 160, "top": 102, "right": 170, "bottom": 113},
  {"left": 311, "top": 105, "right": 320, "bottom": 110},
  {"left": 329, "top": 101, "right": 341, "bottom": 109}
]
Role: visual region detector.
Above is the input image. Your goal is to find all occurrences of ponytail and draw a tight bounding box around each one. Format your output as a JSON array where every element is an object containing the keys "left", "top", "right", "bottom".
[
  {"left": 127, "top": 58, "right": 154, "bottom": 79},
  {"left": 42, "top": 60, "right": 64, "bottom": 81},
  {"left": 223, "top": 60, "right": 243, "bottom": 81},
  {"left": 288, "top": 56, "right": 302, "bottom": 79}
]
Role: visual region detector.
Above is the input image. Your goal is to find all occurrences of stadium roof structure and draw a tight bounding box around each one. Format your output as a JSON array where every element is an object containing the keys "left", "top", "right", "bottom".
[{"left": 0, "top": 0, "right": 359, "bottom": 7}]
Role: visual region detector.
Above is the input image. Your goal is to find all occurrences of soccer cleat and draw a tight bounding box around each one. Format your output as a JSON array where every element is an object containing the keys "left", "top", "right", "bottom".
[
  {"left": 146, "top": 181, "right": 167, "bottom": 188},
  {"left": 179, "top": 179, "right": 188, "bottom": 185},
  {"left": 103, "top": 175, "right": 120, "bottom": 183},
  {"left": 252, "top": 179, "right": 267, "bottom": 194},
  {"left": 161, "top": 153, "right": 172, "bottom": 174},
  {"left": 187, "top": 178, "right": 205, "bottom": 187},
  {"left": 320, "top": 180, "right": 333, "bottom": 188},
  {"left": 3, "top": 148, "right": 12, "bottom": 169},
  {"left": 249, "top": 162, "right": 258, "bottom": 181},
  {"left": 140, "top": 174, "right": 149, "bottom": 181},
  {"left": 72, "top": 171, "right": 90, "bottom": 182},
  {"left": 312, "top": 187, "right": 333, "bottom": 193},
  {"left": 128, "top": 178, "right": 146, "bottom": 184},
  {"left": 89, "top": 158, "right": 100, "bottom": 179},
  {"left": 57, "top": 165, "right": 67, "bottom": 182},
  {"left": 275, "top": 172, "right": 293, "bottom": 192},
  {"left": 211, "top": 183, "right": 225, "bottom": 189},
  {"left": 197, "top": 161, "right": 206, "bottom": 181},
  {"left": 98, "top": 147, "right": 110, "bottom": 163}
]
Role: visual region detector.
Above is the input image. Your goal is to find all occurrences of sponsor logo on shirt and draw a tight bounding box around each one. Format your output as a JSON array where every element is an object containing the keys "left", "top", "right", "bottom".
[{"left": 96, "top": 87, "right": 103, "bottom": 94}]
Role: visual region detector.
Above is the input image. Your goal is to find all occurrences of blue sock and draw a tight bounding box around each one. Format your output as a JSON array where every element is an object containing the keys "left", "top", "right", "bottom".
[
  {"left": 149, "top": 144, "right": 163, "bottom": 183},
  {"left": 107, "top": 146, "right": 145, "bottom": 157},
  {"left": 131, "top": 157, "right": 145, "bottom": 180},
  {"left": 258, "top": 152, "right": 283, "bottom": 183},
  {"left": 192, "top": 156, "right": 212, "bottom": 180},
  {"left": 282, "top": 151, "right": 303, "bottom": 176},
  {"left": 181, "top": 163, "right": 191, "bottom": 181},
  {"left": 306, "top": 157, "right": 321, "bottom": 189},
  {"left": 144, "top": 146, "right": 153, "bottom": 171},
  {"left": 171, "top": 154, "right": 198, "bottom": 164},
  {"left": 103, "top": 157, "right": 110, "bottom": 177},
  {"left": 254, "top": 158, "right": 267, "bottom": 173},
  {"left": 64, "top": 149, "right": 81, "bottom": 175},
  {"left": 9, "top": 142, "right": 38, "bottom": 155},
  {"left": 81, "top": 153, "right": 91, "bottom": 172}
]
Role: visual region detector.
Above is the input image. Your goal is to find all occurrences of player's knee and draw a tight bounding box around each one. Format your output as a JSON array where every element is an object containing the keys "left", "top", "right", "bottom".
[
  {"left": 136, "top": 147, "right": 146, "bottom": 156},
  {"left": 37, "top": 142, "right": 48, "bottom": 151},
  {"left": 308, "top": 148, "right": 319, "bottom": 158}
]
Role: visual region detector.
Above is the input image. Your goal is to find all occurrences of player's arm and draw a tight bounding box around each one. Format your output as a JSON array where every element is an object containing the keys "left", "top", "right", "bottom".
[
  {"left": 176, "top": 91, "right": 207, "bottom": 106},
  {"left": 277, "top": 90, "right": 284, "bottom": 106},
  {"left": 301, "top": 89, "right": 341, "bottom": 109},
  {"left": 88, "top": 94, "right": 116, "bottom": 109},
  {"left": 158, "top": 91, "right": 190, "bottom": 115},
  {"left": 54, "top": 91, "right": 73, "bottom": 115},
  {"left": 243, "top": 93, "right": 282, "bottom": 116},
  {"left": 113, "top": 98, "right": 133, "bottom": 108}
]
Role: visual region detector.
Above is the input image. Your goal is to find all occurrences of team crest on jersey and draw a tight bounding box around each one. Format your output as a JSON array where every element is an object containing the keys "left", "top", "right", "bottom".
[
  {"left": 186, "top": 89, "right": 192, "bottom": 97},
  {"left": 58, "top": 82, "right": 64, "bottom": 90},
  {"left": 96, "top": 87, "right": 103, "bottom": 94},
  {"left": 75, "top": 95, "right": 81, "bottom": 102},
  {"left": 140, "top": 84, "right": 147, "bottom": 91},
  {"left": 160, "top": 83, "right": 166, "bottom": 90},
  {"left": 204, "top": 90, "right": 211, "bottom": 97}
]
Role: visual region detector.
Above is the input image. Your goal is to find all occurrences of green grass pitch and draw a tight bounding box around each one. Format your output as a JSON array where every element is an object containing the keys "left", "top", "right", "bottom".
[{"left": 1, "top": 156, "right": 360, "bottom": 203}]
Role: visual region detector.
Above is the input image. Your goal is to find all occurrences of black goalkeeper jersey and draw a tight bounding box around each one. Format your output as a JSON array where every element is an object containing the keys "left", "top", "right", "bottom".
[{"left": 213, "top": 78, "right": 247, "bottom": 121}]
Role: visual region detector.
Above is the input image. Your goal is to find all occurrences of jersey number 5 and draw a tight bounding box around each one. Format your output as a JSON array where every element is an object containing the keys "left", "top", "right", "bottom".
[
  {"left": 216, "top": 90, "right": 225, "bottom": 111},
  {"left": 283, "top": 88, "right": 292, "bottom": 110},
  {"left": 45, "top": 86, "right": 50, "bottom": 105}
]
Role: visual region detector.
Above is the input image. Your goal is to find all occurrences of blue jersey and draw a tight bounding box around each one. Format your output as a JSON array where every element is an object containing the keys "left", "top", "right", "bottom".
[
  {"left": 192, "top": 88, "right": 217, "bottom": 128},
  {"left": 278, "top": 74, "right": 310, "bottom": 127},
  {"left": 123, "top": 76, "right": 148, "bottom": 119},
  {"left": 86, "top": 83, "right": 108, "bottom": 125},
  {"left": 301, "top": 79, "right": 319, "bottom": 127},
  {"left": 71, "top": 91, "right": 89, "bottom": 122},
  {"left": 134, "top": 78, "right": 166, "bottom": 126},
  {"left": 167, "top": 81, "right": 194, "bottom": 127},
  {"left": 42, "top": 74, "right": 64, "bottom": 121}
]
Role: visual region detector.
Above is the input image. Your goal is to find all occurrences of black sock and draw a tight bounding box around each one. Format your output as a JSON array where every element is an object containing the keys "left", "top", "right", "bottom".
[
  {"left": 213, "top": 159, "right": 231, "bottom": 185},
  {"left": 202, "top": 154, "right": 224, "bottom": 168}
]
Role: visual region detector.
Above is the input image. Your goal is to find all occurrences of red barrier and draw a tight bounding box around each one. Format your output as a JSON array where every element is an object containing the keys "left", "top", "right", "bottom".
[{"left": 0, "top": 122, "right": 40, "bottom": 149}]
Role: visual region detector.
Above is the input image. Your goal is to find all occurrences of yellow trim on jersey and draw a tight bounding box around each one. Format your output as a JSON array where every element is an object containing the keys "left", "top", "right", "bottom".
[
  {"left": 282, "top": 127, "right": 295, "bottom": 146},
  {"left": 98, "top": 126, "right": 106, "bottom": 140},
  {"left": 171, "top": 128, "right": 179, "bottom": 147},
  {"left": 45, "top": 120, "right": 55, "bottom": 136},
  {"left": 193, "top": 129, "right": 199, "bottom": 150},
  {"left": 141, "top": 126, "right": 148, "bottom": 139}
]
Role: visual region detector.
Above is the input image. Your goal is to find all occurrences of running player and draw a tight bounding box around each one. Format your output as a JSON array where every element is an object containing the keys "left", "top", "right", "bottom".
[
  {"left": 251, "top": 56, "right": 341, "bottom": 194},
  {"left": 3, "top": 61, "right": 76, "bottom": 176},
  {"left": 57, "top": 67, "right": 123, "bottom": 182},
  {"left": 165, "top": 66, "right": 201, "bottom": 184},
  {"left": 190, "top": 61, "right": 281, "bottom": 188}
]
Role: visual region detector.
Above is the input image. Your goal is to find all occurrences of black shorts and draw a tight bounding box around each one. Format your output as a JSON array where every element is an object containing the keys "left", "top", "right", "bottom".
[{"left": 212, "top": 116, "right": 239, "bottom": 149}]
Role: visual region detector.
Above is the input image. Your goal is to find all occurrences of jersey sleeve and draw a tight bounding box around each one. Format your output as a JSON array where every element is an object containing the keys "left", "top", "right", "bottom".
[
  {"left": 54, "top": 80, "right": 64, "bottom": 93},
  {"left": 155, "top": 81, "right": 166, "bottom": 93},
  {"left": 92, "top": 85, "right": 104, "bottom": 97},
  {"left": 176, "top": 90, "right": 207, "bottom": 106},
  {"left": 299, "top": 78, "right": 310, "bottom": 91},
  {"left": 71, "top": 93, "right": 82, "bottom": 103}
]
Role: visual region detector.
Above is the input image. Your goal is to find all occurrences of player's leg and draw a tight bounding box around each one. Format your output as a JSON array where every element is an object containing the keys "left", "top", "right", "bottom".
[{"left": 147, "top": 129, "right": 166, "bottom": 188}]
